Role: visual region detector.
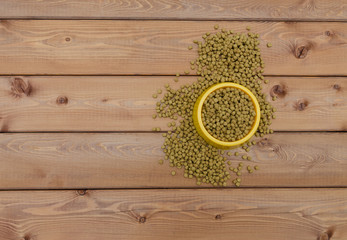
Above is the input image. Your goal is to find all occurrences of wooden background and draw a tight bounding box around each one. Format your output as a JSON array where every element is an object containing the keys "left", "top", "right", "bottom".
[{"left": 0, "top": 1, "right": 346, "bottom": 239}]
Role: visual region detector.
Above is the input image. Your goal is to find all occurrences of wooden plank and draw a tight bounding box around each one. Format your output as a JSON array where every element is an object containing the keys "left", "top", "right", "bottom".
[
  {"left": 0, "top": 76, "right": 345, "bottom": 132},
  {"left": 0, "top": 21, "right": 346, "bottom": 75},
  {"left": 0, "top": 189, "right": 346, "bottom": 240},
  {"left": 1, "top": 0, "right": 347, "bottom": 21},
  {"left": 0, "top": 132, "right": 346, "bottom": 189}
]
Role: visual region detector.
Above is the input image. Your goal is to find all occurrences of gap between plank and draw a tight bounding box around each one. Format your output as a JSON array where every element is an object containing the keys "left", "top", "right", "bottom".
[
  {"left": 1, "top": 18, "right": 347, "bottom": 22},
  {"left": 2, "top": 74, "right": 347, "bottom": 77},
  {"left": 1, "top": 186, "right": 347, "bottom": 192},
  {"left": 0, "top": 131, "right": 346, "bottom": 134}
]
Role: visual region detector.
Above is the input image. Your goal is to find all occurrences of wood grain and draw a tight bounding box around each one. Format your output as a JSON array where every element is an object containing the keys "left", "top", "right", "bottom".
[
  {"left": 0, "top": 76, "right": 345, "bottom": 132},
  {"left": 0, "top": 132, "right": 346, "bottom": 189},
  {"left": 0, "top": 21, "right": 347, "bottom": 75},
  {"left": 0, "top": 0, "right": 347, "bottom": 21},
  {"left": 0, "top": 189, "right": 346, "bottom": 240}
]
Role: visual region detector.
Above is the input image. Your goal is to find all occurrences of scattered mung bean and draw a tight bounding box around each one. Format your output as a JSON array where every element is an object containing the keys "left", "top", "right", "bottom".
[{"left": 154, "top": 27, "right": 274, "bottom": 187}]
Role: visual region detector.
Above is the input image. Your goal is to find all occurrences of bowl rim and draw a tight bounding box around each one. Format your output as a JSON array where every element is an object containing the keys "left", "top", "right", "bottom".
[{"left": 193, "top": 82, "right": 261, "bottom": 149}]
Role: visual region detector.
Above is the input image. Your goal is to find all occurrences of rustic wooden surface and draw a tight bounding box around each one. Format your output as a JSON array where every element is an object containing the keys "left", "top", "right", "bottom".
[
  {"left": 0, "top": 21, "right": 347, "bottom": 75},
  {"left": 0, "top": 132, "right": 345, "bottom": 189},
  {"left": 0, "top": 0, "right": 346, "bottom": 21},
  {"left": 0, "top": 1, "right": 346, "bottom": 239},
  {"left": 0, "top": 189, "right": 346, "bottom": 240},
  {"left": 0, "top": 76, "right": 345, "bottom": 132}
]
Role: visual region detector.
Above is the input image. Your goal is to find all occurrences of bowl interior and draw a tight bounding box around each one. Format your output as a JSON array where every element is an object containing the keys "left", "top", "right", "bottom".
[{"left": 193, "top": 83, "right": 261, "bottom": 149}]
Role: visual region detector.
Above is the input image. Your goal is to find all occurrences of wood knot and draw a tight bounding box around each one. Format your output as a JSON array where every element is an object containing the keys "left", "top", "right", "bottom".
[
  {"left": 65, "top": 37, "right": 71, "bottom": 42},
  {"left": 10, "top": 77, "right": 31, "bottom": 98},
  {"left": 294, "top": 99, "right": 308, "bottom": 111},
  {"left": 295, "top": 46, "right": 308, "bottom": 59},
  {"left": 215, "top": 214, "right": 222, "bottom": 220},
  {"left": 319, "top": 232, "right": 329, "bottom": 240},
  {"left": 271, "top": 144, "right": 280, "bottom": 153},
  {"left": 320, "top": 227, "right": 335, "bottom": 240},
  {"left": 76, "top": 189, "right": 87, "bottom": 196},
  {"left": 139, "top": 216, "right": 146, "bottom": 223},
  {"left": 270, "top": 84, "right": 286, "bottom": 98},
  {"left": 333, "top": 84, "right": 341, "bottom": 91},
  {"left": 56, "top": 96, "right": 68, "bottom": 105},
  {"left": 258, "top": 137, "right": 270, "bottom": 147},
  {"left": 23, "top": 235, "right": 31, "bottom": 240},
  {"left": 325, "top": 31, "right": 332, "bottom": 36}
]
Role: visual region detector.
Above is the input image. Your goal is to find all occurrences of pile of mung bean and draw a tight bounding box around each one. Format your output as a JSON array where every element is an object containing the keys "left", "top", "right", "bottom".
[
  {"left": 153, "top": 25, "right": 275, "bottom": 187},
  {"left": 202, "top": 87, "right": 256, "bottom": 142}
]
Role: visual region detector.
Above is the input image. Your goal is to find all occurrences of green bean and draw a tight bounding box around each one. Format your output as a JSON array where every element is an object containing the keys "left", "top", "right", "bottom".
[{"left": 202, "top": 87, "right": 255, "bottom": 141}]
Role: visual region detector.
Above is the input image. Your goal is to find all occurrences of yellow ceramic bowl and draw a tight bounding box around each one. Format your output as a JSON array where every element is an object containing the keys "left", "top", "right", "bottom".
[{"left": 193, "top": 83, "right": 261, "bottom": 149}]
